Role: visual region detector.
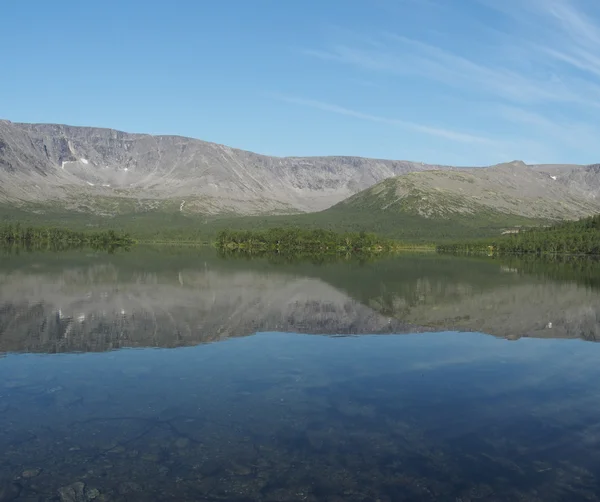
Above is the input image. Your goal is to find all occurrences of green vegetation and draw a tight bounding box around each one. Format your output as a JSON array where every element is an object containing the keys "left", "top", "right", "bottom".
[
  {"left": 215, "top": 228, "right": 411, "bottom": 255},
  {"left": 0, "top": 200, "right": 545, "bottom": 244},
  {"left": 438, "top": 214, "right": 600, "bottom": 255},
  {"left": 0, "top": 223, "right": 134, "bottom": 250}
]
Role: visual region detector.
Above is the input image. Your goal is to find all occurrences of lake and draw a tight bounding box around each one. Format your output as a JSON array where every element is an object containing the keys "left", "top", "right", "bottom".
[{"left": 1, "top": 248, "right": 600, "bottom": 501}]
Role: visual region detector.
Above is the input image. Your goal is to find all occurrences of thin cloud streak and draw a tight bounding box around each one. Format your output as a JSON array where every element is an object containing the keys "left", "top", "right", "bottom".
[
  {"left": 494, "top": 104, "right": 600, "bottom": 150},
  {"left": 538, "top": 1, "right": 600, "bottom": 81},
  {"left": 272, "top": 94, "right": 495, "bottom": 144},
  {"left": 304, "top": 0, "right": 600, "bottom": 108},
  {"left": 541, "top": 0, "right": 600, "bottom": 47},
  {"left": 304, "top": 38, "right": 590, "bottom": 106},
  {"left": 478, "top": 0, "right": 600, "bottom": 87},
  {"left": 299, "top": 0, "right": 600, "bottom": 162}
]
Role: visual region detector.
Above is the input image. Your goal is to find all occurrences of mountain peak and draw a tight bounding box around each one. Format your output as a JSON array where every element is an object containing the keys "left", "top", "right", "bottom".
[{"left": 500, "top": 160, "right": 527, "bottom": 169}]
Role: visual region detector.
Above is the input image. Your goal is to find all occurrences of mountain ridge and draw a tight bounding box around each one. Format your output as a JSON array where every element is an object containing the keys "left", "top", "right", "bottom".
[
  {"left": 1, "top": 119, "right": 599, "bottom": 238},
  {"left": 335, "top": 161, "right": 600, "bottom": 220},
  {"left": 0, "top": 119, "right": 454, "bottom": 215}
]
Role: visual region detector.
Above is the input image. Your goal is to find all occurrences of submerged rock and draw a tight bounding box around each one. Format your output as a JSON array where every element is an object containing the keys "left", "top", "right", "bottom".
[
  {"left": 58, "top": 482, "right": 100, "bottom": 502},
  {"left": 86, "top": 488, "right": 100, "bottom": 500},
  {"left": 58, "top": 482, "right": 86, "bottom": 502},
  {"left": 21, "top": 468, "right": 41, "bottom": 478}
]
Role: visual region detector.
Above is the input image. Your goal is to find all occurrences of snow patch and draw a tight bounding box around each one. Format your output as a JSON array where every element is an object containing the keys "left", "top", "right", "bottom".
[
  {"left": 124, "top": 167, "right": 129, "bottom": 172},
  {"left": 102, "top": 184, "right": 111, "bottom": 187},
  {"left": 80, "top": 158, "right": 89, "bottom": 164},
  {"left": 180, "top": 200, "right": 186, "bottom": 212},
  {"left": 61, "top": 160, "right": 78, "bottom": 169},
  {"left": 550, "top": 175, "right": 557, "bottom": 180},
  {"left": 87, "top": 182, "right": 95, "bottom": 186}
]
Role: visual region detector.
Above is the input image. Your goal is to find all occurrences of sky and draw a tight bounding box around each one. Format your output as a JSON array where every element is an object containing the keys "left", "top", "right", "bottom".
[{"left": 1, "top": 0, "right": 600, "bottom": 166}]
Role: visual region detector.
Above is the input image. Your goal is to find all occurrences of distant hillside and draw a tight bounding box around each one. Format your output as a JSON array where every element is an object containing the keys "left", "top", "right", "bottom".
[
  {"left": 337, "top": 161, "right": 600, "bottom": 220},
  {"left": 0, "top": 120, "right": 451, "bottom": 216},
  {"left": 1, "top": 120, "right": 600, "bottom": 241},
  {"left": 302, "top": 161, "right": 600, "bottom": 240}
]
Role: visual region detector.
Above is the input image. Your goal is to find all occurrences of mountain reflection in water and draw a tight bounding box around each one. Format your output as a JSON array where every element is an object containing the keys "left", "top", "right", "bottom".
[
  {"left": 1, "top": 248, "right": 600, "bottom": 501},
  {"left": 1, "top": 249, "right": 599, "bottom": 354}
]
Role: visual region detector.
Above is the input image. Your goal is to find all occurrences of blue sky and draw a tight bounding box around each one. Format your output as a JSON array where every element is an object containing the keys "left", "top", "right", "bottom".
[{"left": 1, "top": 0, "right": 600, "bottom": 165}]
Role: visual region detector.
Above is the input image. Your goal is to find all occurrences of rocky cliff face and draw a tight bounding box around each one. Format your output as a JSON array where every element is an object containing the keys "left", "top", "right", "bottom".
[{"left": 0, "top": 120, "right": 450, "bottom": 215}]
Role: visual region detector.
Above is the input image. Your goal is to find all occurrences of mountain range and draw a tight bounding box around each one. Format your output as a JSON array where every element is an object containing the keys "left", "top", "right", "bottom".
[
  {"left": 0, "top": 120, "right": 449, "bottom": 215},
  {"left": 1, "top": 119, "right": 599, "bottom": 237}
]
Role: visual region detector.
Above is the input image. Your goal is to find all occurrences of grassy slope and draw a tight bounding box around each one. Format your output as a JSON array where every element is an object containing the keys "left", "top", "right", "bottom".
[
  {"left": 0, "top": 200, "right": 548, "bottom": 243},
  {"left": 0, "top": 167, "right": 560, "bottom": 243},
  {"left": 2, "top": 160, "right": 596, "bottom": 242}
]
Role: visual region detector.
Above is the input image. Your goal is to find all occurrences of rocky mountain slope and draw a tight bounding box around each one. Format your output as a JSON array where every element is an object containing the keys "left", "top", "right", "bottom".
[
  {"left": 1, "top": 120, "right": 598, "bottom": 228},
  {"left": 333, "top": 161, "right": 600, "bottom": 222},
  {"left": 0, "top": 120, "right": 450, "bottom": 216}
]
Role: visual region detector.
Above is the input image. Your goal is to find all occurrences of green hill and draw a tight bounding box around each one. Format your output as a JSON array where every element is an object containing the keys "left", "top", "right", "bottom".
[{"left": 3, "top": 162, "right": 600, "bottom": 243}]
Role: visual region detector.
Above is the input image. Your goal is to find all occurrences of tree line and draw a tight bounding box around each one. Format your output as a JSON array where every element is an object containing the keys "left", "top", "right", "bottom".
[
  {"left": 437, "top": 214, "right": 600, "bottom": 255},
  {"left": 215, "top": 228, "right": 403, "bottom": 254},
  {"left": 0, "top": 223, "right": 134, "bottom": 249}
]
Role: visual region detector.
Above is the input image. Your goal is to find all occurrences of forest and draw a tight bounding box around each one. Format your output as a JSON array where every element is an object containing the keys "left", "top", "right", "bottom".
[
  {"left": 215, "top": 228, "right": 408, "bottom": 254},
  {"left": 0, "top": 201, "right": 539, "bottom": 244},
  {"left": 437, "top": 214, "right": 600, "bottom": 255},
  {"left": 0, "top": 223, "right": 134, "bottom": 250}
]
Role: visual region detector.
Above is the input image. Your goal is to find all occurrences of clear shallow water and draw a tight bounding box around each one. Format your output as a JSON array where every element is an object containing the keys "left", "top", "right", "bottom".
[{"left": 1, "top": 249, "right": 600, "bottom": 501}]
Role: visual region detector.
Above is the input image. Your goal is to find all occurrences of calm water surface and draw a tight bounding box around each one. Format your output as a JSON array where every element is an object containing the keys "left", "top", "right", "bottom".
[{"left": 1, "top": 248, "right": 600, "bottom": 501}]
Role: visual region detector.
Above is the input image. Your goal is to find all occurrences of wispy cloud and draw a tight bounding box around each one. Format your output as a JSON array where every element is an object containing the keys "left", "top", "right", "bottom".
[
  {"left": 533, "top": 0, "right": 600, "bottom": 82},
  {"left": 303, "top": 34, "right": 590, "bottom": 106},
  {"left": 475, "top": 0, "right": 600, "bottom": 97},
  {"left": 297, "top": 0, "right": 600, "bottom": 162},
  {"left": 541, "top": 0, "right": 600, "bottom": 46},
  {"left": 272, "top": 94, "right": 495, "bottom": 144},
  {"left": 494, "top": 104, "right": 600, "bottom": 150}
]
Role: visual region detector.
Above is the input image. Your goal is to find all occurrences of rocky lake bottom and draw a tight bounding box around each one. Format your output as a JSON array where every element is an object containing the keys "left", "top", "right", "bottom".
[{"left": 1, "top": 248, "right": 600, "bottom": 501}]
